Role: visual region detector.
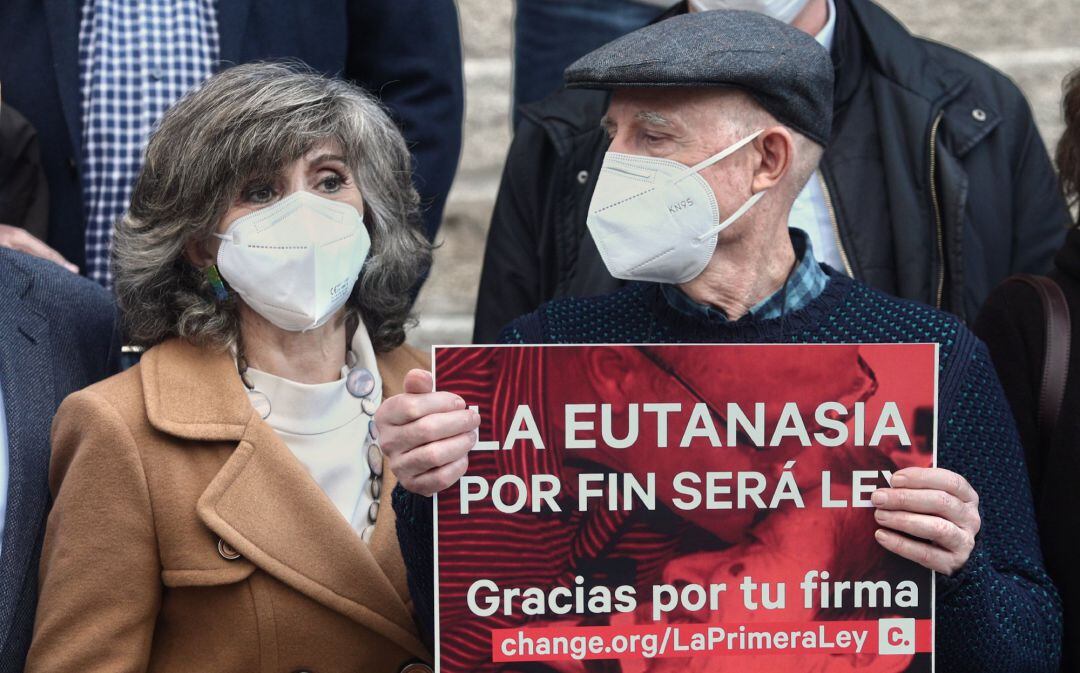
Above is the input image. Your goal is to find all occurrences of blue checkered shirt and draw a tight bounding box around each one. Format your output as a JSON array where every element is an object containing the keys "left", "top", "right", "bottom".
[
  {"left": 661, "top": 227, "right": 830, "bottom": 322},
  {"left": 78, "top": 0, "right": 219, "bottom": 286}
]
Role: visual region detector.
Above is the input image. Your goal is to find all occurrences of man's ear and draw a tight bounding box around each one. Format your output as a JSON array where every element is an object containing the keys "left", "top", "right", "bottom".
[{"left": 750, "top": 125, "right": 794, "bottom": 194}]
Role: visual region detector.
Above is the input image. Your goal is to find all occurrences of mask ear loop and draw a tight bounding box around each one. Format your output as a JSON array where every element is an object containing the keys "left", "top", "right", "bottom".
[
  {"left": 678, "top": 128, "right": 767, "bottom": 242},
  {"left": 696, "top": 190, "right": 767, "bottom": 241},
  {"left": 680, "top": 129, "right": 764, "bottom": 179}
]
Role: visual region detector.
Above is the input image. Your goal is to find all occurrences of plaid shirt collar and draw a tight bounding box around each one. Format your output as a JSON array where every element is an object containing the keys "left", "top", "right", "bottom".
[{"left": 661, "top": 227, "right": 829, "bottom": 323}]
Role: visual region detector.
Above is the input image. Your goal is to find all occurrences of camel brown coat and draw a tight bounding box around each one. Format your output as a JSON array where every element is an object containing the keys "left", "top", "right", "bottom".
[{"left": 24, "top": 338, "right": 432, "bottom": 673}]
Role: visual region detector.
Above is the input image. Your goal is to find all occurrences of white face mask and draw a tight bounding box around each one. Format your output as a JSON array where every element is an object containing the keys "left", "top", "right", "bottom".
[
  {"left": 214, "top": 190, "right": 370, "bottom": 332},
  {"left": 688, "top": 0, "right": 812, "bottom": 24},
  {"left": 586, "top": 130, "right": 766, "bottom": 284}
]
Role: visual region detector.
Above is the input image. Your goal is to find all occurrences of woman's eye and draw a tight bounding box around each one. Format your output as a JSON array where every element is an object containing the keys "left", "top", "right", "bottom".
[
  {"left": 244, "top": 186, "right": 275, "bottom": 203},
  {"left": 319, "top": 173, "right": 344, "bottom": 192}
]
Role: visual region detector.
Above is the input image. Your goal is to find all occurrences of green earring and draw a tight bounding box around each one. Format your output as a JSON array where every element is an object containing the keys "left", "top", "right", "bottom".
[{"left": 206, "top": 264, "right": 229, "bottom": 301}]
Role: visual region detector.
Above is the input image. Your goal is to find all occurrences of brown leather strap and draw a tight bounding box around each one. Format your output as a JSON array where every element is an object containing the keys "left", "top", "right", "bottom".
[{"left": 1009, "top": 275, "right": 1072, "bottom": 440}]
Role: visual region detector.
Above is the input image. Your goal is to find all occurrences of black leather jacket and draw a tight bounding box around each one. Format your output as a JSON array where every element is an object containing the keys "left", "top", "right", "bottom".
[{"left": 473, "top": 0, "right": 1071, "bottom": 342}]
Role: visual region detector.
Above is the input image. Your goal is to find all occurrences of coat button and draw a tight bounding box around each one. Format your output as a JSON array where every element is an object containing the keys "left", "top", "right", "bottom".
[
  {"left": 971, "top": 108, "right": 987, "bottom": 122},
  {"left": 217, "top": 538, "right": 241, "bottom": 560},
  {"left": 576, "top": 170, "right": 589, "bottom": 185},
  {"left": 399, "top": 664, "right": 433, "bottom": 673}
]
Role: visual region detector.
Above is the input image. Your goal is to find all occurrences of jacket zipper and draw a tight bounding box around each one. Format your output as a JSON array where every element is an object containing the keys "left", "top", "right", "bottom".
[
  {"left": 817, "top": 170, "right": 854, "bottom": 277},
  {"left": 929, "top": 110, "right": 946, "bottom": 309}
]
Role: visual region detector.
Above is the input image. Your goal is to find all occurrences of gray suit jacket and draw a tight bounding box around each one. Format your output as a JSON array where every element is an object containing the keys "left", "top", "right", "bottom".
[{"left": 0, "top": 248, "right": 119, "bottom": 671}]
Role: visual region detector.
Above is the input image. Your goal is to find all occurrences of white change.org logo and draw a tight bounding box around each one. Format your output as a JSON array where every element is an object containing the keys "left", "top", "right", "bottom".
[{"left": 877, "top": 618, "right": 916, "bottom": 655}]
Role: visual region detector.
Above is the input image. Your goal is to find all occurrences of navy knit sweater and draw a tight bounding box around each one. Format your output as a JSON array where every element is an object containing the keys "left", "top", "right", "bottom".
[{"left": 394, "top": 271, "right": 1062, "bottom": 672}]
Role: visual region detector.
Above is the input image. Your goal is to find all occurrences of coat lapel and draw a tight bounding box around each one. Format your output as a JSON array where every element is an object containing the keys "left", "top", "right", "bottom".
[
  {"left": 43, "top": 0, "right": 82, "bottom": 159},
  {"left": 141, "top": 339, "right": 428, "bottom": 660},
  {"left": 0, "top": 264, "right": 56, "bottom": 651}
]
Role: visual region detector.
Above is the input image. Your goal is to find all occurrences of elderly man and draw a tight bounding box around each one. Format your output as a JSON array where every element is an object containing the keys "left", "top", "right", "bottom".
[
  {"left": 379, "top": 11, "right": 1062, "bottom": 672},
  {"left": 472, "top": 0, "right": 1071, "bottom": 342}
]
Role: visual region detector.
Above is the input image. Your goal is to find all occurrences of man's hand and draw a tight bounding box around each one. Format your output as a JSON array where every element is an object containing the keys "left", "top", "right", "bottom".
[
  {"left": 375, "top": 368, "right": 478, "bottom": 497},
  {"left": 872, "top": 467, "right": 981, "bottom": 576},
  {"left": 0, "top": 224, "right": 79, "bottom": 273}
]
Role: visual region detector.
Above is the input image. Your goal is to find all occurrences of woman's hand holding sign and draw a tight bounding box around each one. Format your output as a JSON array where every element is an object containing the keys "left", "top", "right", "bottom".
[
  {"left": 872, "top": 467, "right": 981, "bottom": 576},
  {"left": 376, "top": 369, "right": 479, "bottom": 496}
]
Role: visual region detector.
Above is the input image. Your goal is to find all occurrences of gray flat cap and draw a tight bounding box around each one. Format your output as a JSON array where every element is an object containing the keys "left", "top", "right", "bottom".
[{"left": 564, "top": 10, "right": 834, "bottom": 145}]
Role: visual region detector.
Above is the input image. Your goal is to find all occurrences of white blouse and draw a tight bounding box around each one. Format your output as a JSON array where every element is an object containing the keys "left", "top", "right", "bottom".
[{"left": 245, "top": 327, "right": 382, "bottom": 541}]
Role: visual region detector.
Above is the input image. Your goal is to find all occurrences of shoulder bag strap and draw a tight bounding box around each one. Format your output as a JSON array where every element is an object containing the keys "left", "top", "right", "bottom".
[{"left": 1009, "top": 274, "right": 1072, "bottom": 440}]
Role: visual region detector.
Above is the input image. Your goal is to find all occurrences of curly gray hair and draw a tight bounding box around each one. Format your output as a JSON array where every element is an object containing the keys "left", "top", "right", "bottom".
[{"left": 113, "top": 61, "right": 432, "bottom": 353}]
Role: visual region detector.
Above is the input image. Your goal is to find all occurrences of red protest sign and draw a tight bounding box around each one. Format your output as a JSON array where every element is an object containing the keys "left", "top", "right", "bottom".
[{"left": 434, "top": 344, "right": 937, "bottom": 673}]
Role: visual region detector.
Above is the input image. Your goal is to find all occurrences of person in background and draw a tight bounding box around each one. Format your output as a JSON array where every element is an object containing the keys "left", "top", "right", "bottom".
[
  {"left": 974, "top": 67, "right": 1080, "bottom": 673},
  {"left": 0, "top": 0, "right": 463, "bottom": 284},
  {"left": 513, "top": 0, "right": 670, "bottom": 127},
  {"left": 473, "top": 0, "right": 1071, "bottom": 343},
  {"left": 382, "top": 12, "right": 1062, "bottom": 672},
  {"left": 24, "top": 63, "right": 434, "bottom": 672},
  {"left": 0, "top": 246, "right": 120, "bottom": 672},
  {"left": 0, "top": 100, "right": 74, "bottom": 271}
]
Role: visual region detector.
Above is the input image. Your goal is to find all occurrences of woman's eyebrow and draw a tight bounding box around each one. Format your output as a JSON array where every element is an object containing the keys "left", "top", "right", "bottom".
[{"left": 310, "top": 153, "right": 347, "bottom": 164}]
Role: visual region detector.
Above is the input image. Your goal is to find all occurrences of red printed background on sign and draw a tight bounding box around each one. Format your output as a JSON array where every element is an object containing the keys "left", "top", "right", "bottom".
[{"left": 435, "top": 344, "right": 936, "bottom": 673}]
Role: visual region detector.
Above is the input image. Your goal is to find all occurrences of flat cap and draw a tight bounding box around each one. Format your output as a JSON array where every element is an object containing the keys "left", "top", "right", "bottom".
[{"left": 564, "top": 10, "right": 834, "bottom": 145}]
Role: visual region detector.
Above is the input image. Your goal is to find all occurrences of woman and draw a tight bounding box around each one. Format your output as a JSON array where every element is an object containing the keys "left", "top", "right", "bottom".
[
  {"left": 25, "top": 63, "right": 436, "bottom": 672},
  {"left": 974, "top": 67, "right": 1080, "bottom": 672}
]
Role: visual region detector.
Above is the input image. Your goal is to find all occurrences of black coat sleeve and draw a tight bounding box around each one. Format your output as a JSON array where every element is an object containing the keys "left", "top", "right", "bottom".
[
  {"left": 0, "top": 104, "right": 49, "bottom": 239},
  {"left": 972, "top": 281, "right": 1045, "bottom": 500},
  {"left": 344, "top": 0, "right": 464, "bottom": 241},
  {"left": 472, "top": 119, "right": 556, "bottom": 344},
  {"left": 1007, "top": 96, "right": 1071, "bottom": 275}
]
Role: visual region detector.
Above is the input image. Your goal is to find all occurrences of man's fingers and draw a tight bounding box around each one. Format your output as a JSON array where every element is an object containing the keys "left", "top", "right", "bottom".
[
  {"left": 409, "top": 455, "right": 470, "bottom": 497},
  {"left": 392, "top": 430, "right": 476, "bottom": 479},
  {"left": 378, "top": 390, "right": 466, "bottom": 427},
  {"left": 403, "top": 368, "right": 434, "bottom": 395},
  {"left": 874, "top": 509, "right": 973, "bottom": 554},
  {"left": 380, "top": 407, "right": 479, "bottom": 459},
  {"left": 399, "top": 409, "right": 479, "bottom": 454},
  {"left": 871, "top": 487, "right": 969, "bottom": 522},
  {"left": 874, "top": 528, "right": 959, "bottom": 575},
  {"left": 34, "top": 245, "right": 79, "bottom": 274},
  {"left": 0, "top": 225, "right": 79, "bottom": 273},
  {"left": 891, "top": 467, "right": 978, "bottom": 504}
]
